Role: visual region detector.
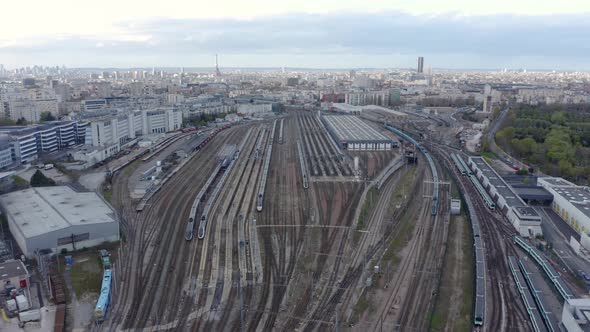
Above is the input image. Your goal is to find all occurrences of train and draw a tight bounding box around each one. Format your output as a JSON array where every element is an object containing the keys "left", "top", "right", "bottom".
[
  {"left": 461, "top": 194, "right": 485, "bottom": 327},
  {"left": 257, "top": 121, "right": 276, "bottom": 212},
  {"left": 384, "top": 125, "right": 439, "bottom": 216},
  {"left": 468, "top": 174, "right": 496, "bottom": 210},
  {"left": 195, "top": 125, "right": 230, "bottom": 151},
  {"left": 450, "top": 153, "right": 495, "bottom": 210},
  {"left": 278, "top": 119, "right": 284, "bottom": 144},
  {"left": 198, "top": 160, "right": 234, "bottom": 240},
  {"left": 197, "top": 129, "right": 251, "bottom": 239},
  {"left": 296, "top": 140, "right": 309, "bottom": 189},
  {"left": 256, "top": 193, "right": 264, "bottom": 212},
  {"left": 185, "top": 217, "right": 195, "bottom": 241},
  {"left": 198, "top": 215, "right": 207, "bottom": 239},
  {"left": 514, "top": 235, "right": 574, "bottom": 301},
  {"left": 94, "top": 269, "right": 112, "bottom": 321}
]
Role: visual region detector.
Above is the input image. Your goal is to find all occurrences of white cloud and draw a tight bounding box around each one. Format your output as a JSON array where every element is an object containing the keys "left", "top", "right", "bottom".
[{"left": 1, "top": 0, "right": 589, "bottom": 42}]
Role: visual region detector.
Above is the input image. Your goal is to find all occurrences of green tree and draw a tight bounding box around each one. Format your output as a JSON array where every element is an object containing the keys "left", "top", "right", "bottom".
[
  {"left": 545, "top": 127, "right": 574, "bottom": 162},
  {"left": 551, "top": 111, "right": 567, "bottom": 125},
  {"left": 39, "top": 112, "right": 56, "bottom": 122},
  {"left": 0, "top": 118, "right": 16, "bottom": 126},
  {"left": 30, "top": 170, "right": 56, "bottom": 187}
]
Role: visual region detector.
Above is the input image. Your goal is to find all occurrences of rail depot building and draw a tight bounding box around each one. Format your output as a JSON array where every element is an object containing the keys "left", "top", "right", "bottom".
[
  {"left": 0, "top": 186, "right": 119, "bottom": 256},
  {"left": 538, "top": 177, "right": 590, "bottom": 236},
  {"left": 320, "top": 114, "right": 397, "bottom": 150},
  {"left": 467, "top": 156, "right": 543, "bottom": 237}
]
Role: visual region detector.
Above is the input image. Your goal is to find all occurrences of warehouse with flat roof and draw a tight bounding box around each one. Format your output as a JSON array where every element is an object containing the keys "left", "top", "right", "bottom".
[
  {"left": 320, "top": 115, "right": 396, "bottom": 150},
  {"left": 0, "top": 186, "right": 119, "bottom": 256},
  {"left": 538, "top": 177, "right": 590, "bottom": 237},
  {"left": 467, "top": 156, "right": 542, "bottom": 237}
]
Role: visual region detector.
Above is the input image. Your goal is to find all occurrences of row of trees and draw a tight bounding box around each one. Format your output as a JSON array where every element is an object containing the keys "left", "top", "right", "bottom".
[
  {"left": 0, "top": 111, "right": 55, "bottom": 127},
  {"left": 495, "top": 104, "right": 590, "bottom": 183}
]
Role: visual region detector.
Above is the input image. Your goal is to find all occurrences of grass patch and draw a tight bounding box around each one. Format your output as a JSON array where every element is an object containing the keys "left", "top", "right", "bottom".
[
  {"left": 381, "top": 167, "right": 419, "bottom": 265},
  {"left": 101, "top": 182, "right": 113, "bottom": 203},
  {"left": 123, "top": 160, "right": 140, "bottom": 177},
  {"left": 429, "top": 213, "right": 474, "bottom": 332},
  {"left": 12, "top": 175, "right": 29, "bottom": 187},
  {"left": 430, "top": 312, "right": 444, "bottom": 331},
  {"left": 388, "top": 168, "right": 417, "bottom": 216},
  {"left": 355, "top": 187, "right": 379, "bottom": 242},
  {"left": 480, "top": 150, "right": 498, "bottom": 162},
  {"left": 382, "top": 211, "right": 415, "bottom": 265},
  {"left": 70, "top": 254, "right": 103, "bottom": 297},
  {"left": 351, "top": 290, "right": 372, "bottom": 323}
]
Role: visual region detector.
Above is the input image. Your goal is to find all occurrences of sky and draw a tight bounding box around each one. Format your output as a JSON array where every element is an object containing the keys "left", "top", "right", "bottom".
[{"left": 1, "top": 0, "right": 590, "bottom": 70}]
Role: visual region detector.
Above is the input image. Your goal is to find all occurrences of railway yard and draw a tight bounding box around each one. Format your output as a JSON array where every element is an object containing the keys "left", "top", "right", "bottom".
[{"left": 98, "top": 109, "right": 584, "bottom": 332}]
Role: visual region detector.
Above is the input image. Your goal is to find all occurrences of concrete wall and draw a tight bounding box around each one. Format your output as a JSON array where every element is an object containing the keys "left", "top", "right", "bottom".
[{"left": 21, "top": 222, "right": 119, "bottom": 256}]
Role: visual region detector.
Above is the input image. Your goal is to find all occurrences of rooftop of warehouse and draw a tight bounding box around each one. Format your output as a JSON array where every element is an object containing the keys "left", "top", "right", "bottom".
[
  {"left": 321, "top": 115, "right": 392, "bottom": 142},
  {"left": 470, "top": 156, "right": 525, "bottom": 208},
  {"left": 539, "top": 177, "right": 590, "bottom": 219},
  {"left": 0, "top": 186, "right": 116, "bottom": 239}
]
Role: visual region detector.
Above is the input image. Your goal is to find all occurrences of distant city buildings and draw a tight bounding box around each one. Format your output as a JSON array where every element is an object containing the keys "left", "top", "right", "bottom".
[{"left": 0, "top": 64, "right": 588, "bottom": 170}]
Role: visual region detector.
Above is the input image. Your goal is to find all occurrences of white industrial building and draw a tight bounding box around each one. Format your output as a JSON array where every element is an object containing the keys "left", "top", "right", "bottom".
[
  {"left": 237, "top": 103, "right": 272, "bottom": 115},
  {"left": 538, "top": 177, "right": 590, "bottom": 236},
  {"left": 561, "top": 298, "right": 590, "bottom": 332},
  {"left": 467, "top": 156, "right": 543, "bottom": 237},
  {"left": 320, "top": 114, "right": 395, "bottom": 150},
  {"left": 0, "top": 186, "right": 119, "bottom": 256}
]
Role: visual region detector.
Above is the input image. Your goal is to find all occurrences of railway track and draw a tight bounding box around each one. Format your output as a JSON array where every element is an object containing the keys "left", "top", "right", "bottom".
[
  {"left": 434, "top": 147, "right": 530, "bottom": 331},
  {"left": 107, "top": 127, "right": 245, "bottom": 330}
]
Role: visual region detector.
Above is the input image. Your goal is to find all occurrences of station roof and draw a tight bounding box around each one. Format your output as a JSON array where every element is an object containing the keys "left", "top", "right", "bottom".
[
  {"left": 470, "top": 156, "right": 525, "bottom": 208},
  {"left": 513, "top": 206, "right": 542, "bottom": 221},
  {"left": 362, "top": 105, "right": 407, "bottom": 117},
  {"left": 0, "top": 186, "right": 116, "bottom": 239},
  {"left": 321, "top": 115, "right": 392, "bottom": 143},
  {"left": 511, "top": 185, "right": 553, "bottom": 202}
]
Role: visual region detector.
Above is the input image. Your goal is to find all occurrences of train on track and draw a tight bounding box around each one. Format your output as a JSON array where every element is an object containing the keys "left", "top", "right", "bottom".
[
  {"left": 514, "top": 235, "right": 574, "bottom": 301},
  {"left": 257, "top": 120, "right": 277, "bottom": 212},
  {"left": 296, "top": 140, "right": 309, "bottom": 189},
  {"left": 442, "top": 148, "right": 486, "bottom": 327},
  {"left": 195, "top": 125, "right": 230, "bottom": 151},
  {"left": 451, "top": 153, "right": 496, "bottom": 210},
  {"left": 384, "top": 125, "right": 439, "bottom": 216},
  {"left": 278, "top": 119, "right": 284, "bottom": 144},
  {"left": 185, "top": 217, "right": 195, "bottom": 241},
  {"left": 94, "top": 269, "right": 112, "bottom": 322},
  {"left": 463, "top": 194, "right": 486, "bottom": 327},
  {"left": 195, "top": 130, "right": 251, "bottom": 240}
]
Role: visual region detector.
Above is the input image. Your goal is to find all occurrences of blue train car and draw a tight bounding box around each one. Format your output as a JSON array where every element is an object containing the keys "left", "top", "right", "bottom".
[{"left": 95, "top": 269, "right": 112, "bottom": 321}]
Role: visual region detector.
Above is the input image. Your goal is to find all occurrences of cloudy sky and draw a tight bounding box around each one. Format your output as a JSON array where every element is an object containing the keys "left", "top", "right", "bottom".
[{"left": 1, "top": 0, "right": 590, "bottom": 69}]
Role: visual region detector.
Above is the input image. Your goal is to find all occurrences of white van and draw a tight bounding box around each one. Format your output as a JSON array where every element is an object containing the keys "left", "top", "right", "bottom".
[{"left": 44, "top": 164, "right": 54, "bottom": 170}]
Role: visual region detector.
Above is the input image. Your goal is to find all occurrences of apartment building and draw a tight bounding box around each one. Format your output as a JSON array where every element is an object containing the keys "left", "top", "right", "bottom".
[{"left": 0, "top": 121, "right": 86, "bottom": 166}]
